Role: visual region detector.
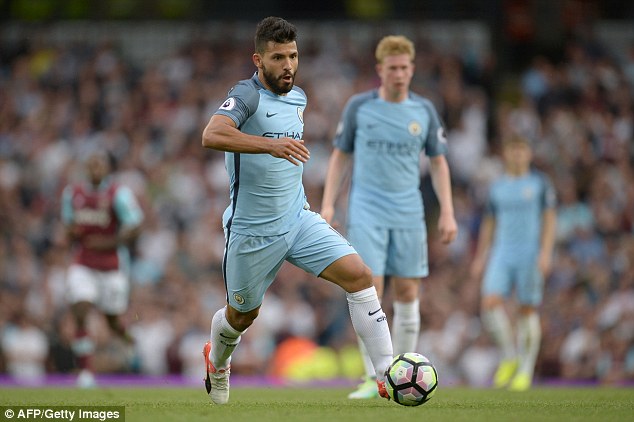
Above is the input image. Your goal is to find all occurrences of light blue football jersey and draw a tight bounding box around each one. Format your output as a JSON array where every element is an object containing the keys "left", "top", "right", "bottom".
[
  {"left": 334, "top": 90, "right": 448, "bottom": 228},
  {"left": 215, "top": 73, "right": 307, "bottom": 236},
  {"left": 485, "top": 170, "right": 557, "bottom": 261}
]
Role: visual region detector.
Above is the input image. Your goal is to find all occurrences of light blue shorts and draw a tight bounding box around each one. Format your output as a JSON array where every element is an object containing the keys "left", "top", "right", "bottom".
[
  {"left": 223, "top": 209, "right": 357, "bottom": 312},
  {"left": 346, "top": 225, "right": 428, "bottom": 278},
  {"left": 482, "top": 254, "right": 544, "bottom": 306}
]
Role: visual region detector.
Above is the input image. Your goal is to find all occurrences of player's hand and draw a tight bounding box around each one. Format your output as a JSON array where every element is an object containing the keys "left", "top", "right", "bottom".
[
  {"left": 538, "top": 251, "right": 552, "bottom": 276},
  {"left": 437, "top": 212, "right": 458, "bottom": 244},
  {"left": 320, "top": 206, "right": 335, "bottom": 224},
  {"left": 67, "top": 224, "right": 84, "bottom": 240},
  {"left": 320, "top": 206, "right": 341, "bottom": 229},
  {"left": 270, "top": 138, "right": 310, "bottom": 165},
  {"left": 469, "top": 256, "right": 486, "bottom": 280}
]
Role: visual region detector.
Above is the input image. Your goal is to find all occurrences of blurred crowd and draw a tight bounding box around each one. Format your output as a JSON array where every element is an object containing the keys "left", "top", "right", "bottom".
[{"left": 0, "top": 21, "right": 633, "bottom": 387}]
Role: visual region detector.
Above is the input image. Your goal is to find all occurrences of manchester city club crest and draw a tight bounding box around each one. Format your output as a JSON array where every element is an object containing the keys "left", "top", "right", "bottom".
[
  {"left": 233, "top": 293, "right": 245, "bottom": 305},
  {"left": 408, "top": 121, "right": 422, "bottom": 136}
]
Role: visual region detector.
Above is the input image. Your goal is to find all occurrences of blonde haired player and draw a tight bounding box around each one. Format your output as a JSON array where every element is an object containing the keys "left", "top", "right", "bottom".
[{"left": 322, "top": 35, "right": 458, "bottom": 399}]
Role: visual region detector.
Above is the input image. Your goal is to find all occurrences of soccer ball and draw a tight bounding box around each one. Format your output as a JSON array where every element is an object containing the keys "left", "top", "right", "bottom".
[{"left": 384, "top": 352, "right": 438, "bottom": 406}]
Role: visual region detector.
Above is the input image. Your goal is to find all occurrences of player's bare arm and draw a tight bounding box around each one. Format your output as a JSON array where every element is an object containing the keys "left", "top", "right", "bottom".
[
  {"left": 202, "top": 114, "right": 310, "bottom": 166},
  {"left": 470, "top": 215, "right": 495, "bottom": 279},
  {"left": 321, "top": 148, "right": 352, "bottom": 224},
  {"left": 538, "top": 208, "right": 557, "bottom": 275},
  {"left": 428, "top": 155, "right": 458, "bottom": 244}
]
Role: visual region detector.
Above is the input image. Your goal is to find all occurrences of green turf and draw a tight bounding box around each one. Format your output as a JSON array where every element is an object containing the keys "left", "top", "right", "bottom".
[{"left": 1, "top": 386, "right": 633, "bottom": 422}]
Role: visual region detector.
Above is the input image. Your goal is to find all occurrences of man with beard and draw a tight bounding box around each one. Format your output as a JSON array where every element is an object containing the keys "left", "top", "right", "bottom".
[{"left": 200, "top": 17, "right": 394, "bottom": 405}]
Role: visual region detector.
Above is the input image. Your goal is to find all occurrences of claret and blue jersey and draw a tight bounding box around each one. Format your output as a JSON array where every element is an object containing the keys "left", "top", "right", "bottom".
[
  {"left": 215, "top": 73, "right": 307, "bottom": 237},
  {"left": 61, "top": 178, "right": 143, "bottom": 271},
  {"left": 333, "top": 90, "right": 448, "bottom": 228}
]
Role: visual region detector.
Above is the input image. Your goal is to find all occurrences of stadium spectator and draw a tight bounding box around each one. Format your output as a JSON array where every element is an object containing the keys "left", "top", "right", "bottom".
[{"left": 1, "top": 311, "right": 48, "bottom": 384}]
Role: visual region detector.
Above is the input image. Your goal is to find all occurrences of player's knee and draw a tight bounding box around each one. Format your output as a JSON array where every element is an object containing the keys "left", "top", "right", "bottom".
[
  {"left": 72, "top": 301, "right": 92, "bottom": 323},
  {"left": 393, "top": 279, "right": 420, "bottom": 302},
  {"left": 320, "top": 254, "right": 373, "bottom": 293},
  {"left": 343, "top": 262, "right": 373, "bottom": 293},
  {"left": 518, "top": 304, "right": 538, "bottom": 316},
  {"left": 226, "top": 306, "right": 259, "bottom": 332},
  {"left": 395, "top": 289, "right": 418, "bottom": 303},
  {"left": 481, "top": 295, "right": 504, "bottom": 310}
]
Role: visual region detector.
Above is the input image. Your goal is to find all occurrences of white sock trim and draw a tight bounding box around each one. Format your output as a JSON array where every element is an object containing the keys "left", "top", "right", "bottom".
[
  {"left": 346, "top": 286, "right": 392, "bottom": 381},
  {"left": 483, "top": 306, "right": 516, "bottom": 361},
  {"left": 392, "top": 299, "right": 421, "bottom": 355},
  {"left": 393, "top": 299, "right": 420, "bottom": 316},
  {"left": 517, "top": 312, "right": 541, "bottom": 376},
  {"left": 210, "top": 307, "right": 244, "bottom": 369},
  {"left": 346, "top": 286, "right": 378, "bottom": 303}
]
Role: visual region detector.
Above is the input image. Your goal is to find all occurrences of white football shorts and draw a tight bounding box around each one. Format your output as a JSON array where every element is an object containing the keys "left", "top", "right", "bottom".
[{"left": 66, "top": 263, "right": 130, "bottom": 315}]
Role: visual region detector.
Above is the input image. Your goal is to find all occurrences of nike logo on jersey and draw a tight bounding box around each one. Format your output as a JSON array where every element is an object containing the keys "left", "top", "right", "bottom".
[
  {"left": 369, "top": 308, "right": 382, "bottom": 316},
  {"left": 266, "top": 112, "right": 278, "bottom": 118}
]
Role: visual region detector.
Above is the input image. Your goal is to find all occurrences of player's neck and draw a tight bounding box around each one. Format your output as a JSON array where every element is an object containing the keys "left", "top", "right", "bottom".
[
  {"left": 505, "top": 166, "right": 529, "bottom": 177},
  {"left": 88, "top": 177, "right": 107, "bottom": 190},
  {"left": 379, "top": 86, "right": 407, "bottom": 103}
]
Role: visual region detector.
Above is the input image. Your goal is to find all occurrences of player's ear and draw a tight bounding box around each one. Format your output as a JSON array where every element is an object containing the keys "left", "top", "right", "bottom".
[{"left": 253, "top": 53, "right": 262, "bottom": 69}]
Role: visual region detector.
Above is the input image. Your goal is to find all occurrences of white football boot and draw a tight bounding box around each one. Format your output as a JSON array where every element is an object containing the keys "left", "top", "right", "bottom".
[{"left": 203, "top": 341, "right": 230, "bottom": 404}]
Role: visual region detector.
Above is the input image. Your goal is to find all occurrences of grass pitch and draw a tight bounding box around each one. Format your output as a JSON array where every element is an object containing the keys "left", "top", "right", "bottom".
[{"left": 2, "top": 386, "right": 633, "bottom": 422}]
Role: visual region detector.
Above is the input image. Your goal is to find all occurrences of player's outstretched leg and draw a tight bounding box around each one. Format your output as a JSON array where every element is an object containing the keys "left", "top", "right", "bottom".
[
  {"left": 319, "top": 255, "right": 393, "bottom": 400},
  {"left": 203, "top": 341, "right": 230, "bottom": 405},
  {"left": 345, "top": 286, "right": 393, "bottom": 400}
]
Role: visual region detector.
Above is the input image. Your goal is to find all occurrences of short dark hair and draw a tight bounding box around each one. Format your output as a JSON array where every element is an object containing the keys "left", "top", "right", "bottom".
[{"left": 254, "top": 17, "right": 297, "bottom": 54}]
